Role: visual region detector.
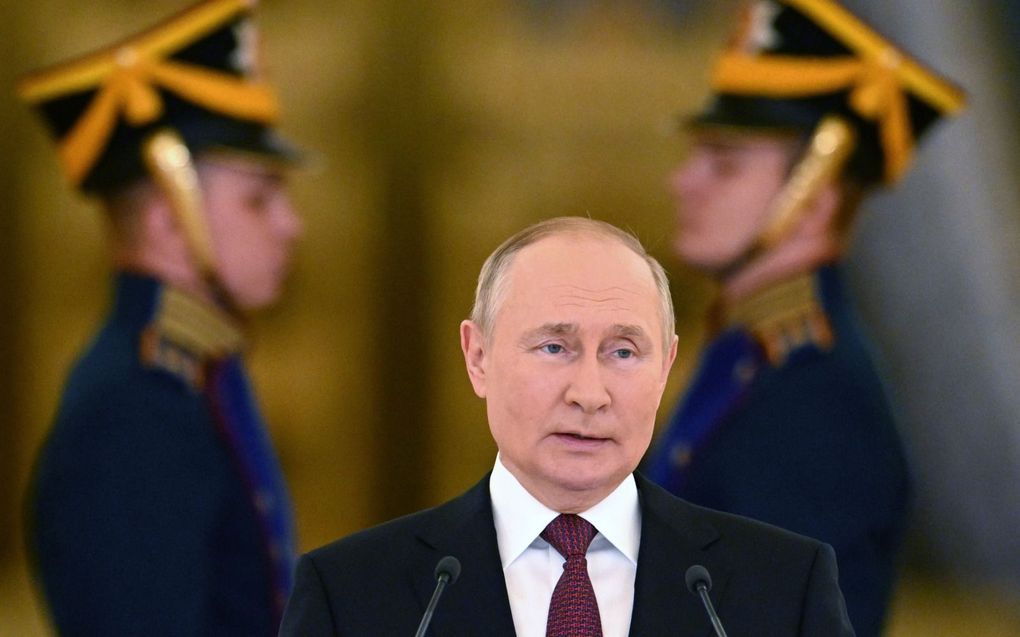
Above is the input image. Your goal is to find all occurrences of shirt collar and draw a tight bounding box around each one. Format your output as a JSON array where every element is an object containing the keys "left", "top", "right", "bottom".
[
  {"left": 582, "top": 471, "right": 641, "bottom": 565},
  {"left": 489, "top": 454, "right": 641, "bottom": 568}
]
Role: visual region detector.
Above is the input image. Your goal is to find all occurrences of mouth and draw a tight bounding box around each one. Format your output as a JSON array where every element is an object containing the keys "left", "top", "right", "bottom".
[{"left": 551, "top": 432, "right": 610, "bottom": 449}]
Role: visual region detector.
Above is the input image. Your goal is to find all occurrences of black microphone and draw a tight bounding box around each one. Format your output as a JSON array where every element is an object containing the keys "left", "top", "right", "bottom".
[
  {"left": 685, "top": 564, "right": 728, "bottom": 637},
  {"left": 414, "top": 555, "right": 461, "bottom": 637}
]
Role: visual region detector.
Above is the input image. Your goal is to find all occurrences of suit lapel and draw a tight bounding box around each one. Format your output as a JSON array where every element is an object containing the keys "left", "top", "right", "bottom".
[
  {"left": 630, "top": 474, "right": 731, "bottom": 637},
  {"left": 410, "top": 474, "right": 516, "bottom": 637}
]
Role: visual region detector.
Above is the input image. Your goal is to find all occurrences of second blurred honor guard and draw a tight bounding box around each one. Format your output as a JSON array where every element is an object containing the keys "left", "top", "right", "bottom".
[
  {"left": 18, "top": 0, "right": 303, "bottom": 633},
  {"left": 645, "top": 1, "right": 965, "bottom": 635}
]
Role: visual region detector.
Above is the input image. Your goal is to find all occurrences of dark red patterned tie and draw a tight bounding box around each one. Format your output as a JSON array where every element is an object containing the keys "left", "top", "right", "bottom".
[{"left": 541, "top": 514, "right": 603, "bottom": 637}]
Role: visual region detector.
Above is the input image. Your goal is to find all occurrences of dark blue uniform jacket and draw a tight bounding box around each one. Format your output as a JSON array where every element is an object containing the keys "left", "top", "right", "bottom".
[
  {"left": 646, "top": 266, "right": 910, "bottom": 637},
  {"left": 28, "top": 273, "right": 295, "bottom": 636}
]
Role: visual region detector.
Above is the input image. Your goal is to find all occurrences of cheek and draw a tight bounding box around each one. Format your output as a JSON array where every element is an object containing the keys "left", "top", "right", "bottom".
[
  {"left": 216, "top": 221, "right": 272, "bottom": 269},
  {"left": 682, "top": 185, "right": 744, "bottom": 234},
  {"left": 739, "top": 168, "right": 788, "bottom": 219},
  {"left": 703, "top": 184, "right": 773, "bottom": 244},
  {"left": 620, "top": 380, "right": 666, "bottom": 435},
  {"left": 487, "top": 364, "right": 562, "bottom": 428},
  {"left": 208, "top": 211, "right": 239, "bottom": 256},
  {"left": 492, "top": 369, "right": 548, "bottom": 418}
]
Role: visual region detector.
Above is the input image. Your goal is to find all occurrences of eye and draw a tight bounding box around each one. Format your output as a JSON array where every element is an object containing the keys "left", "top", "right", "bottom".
[
  {"left": 540, "top": 343, "right": 565, "bottom": 355},
  {"left": 709, "top": 155, "right": 741, "bottom": 179},
  {"left": 245, "top": 192, "right": 270, "bottom": 213},
  {"left": 612, "top": 348, "right": 635, "bottom": 359}
]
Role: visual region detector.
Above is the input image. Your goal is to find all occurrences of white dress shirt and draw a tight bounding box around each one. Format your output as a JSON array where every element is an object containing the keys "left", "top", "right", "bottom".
[{"left": 489, "top": 454, "right": 641, "bottom": 637}]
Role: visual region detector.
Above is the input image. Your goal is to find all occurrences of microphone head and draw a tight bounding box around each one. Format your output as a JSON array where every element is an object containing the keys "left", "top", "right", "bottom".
[
  {"left": 435, "top": 555, "right": 461, "bottom": 585},
  {"left": 685, "top": 564, "right": 712, "bottom": 594}
]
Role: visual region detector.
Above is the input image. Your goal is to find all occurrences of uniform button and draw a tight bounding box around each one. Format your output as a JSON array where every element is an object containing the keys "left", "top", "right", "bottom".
[
  {"left": 255, "top": 490, "right": 274, "bottom": 514},
  {"left": 734, "top": 358, "right": 757, "bottom": 384},
  {"left": 670, "top": 442, "right": 692, "bottom": 469}
]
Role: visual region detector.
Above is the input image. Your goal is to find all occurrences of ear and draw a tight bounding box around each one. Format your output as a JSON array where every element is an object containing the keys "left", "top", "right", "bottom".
[
  {"left": 460, "top": 320, "right": 488, "bottom": 399},
  {"left": 129, "top": 190, "right": 201, "bottom": 282},
  {"left": 140, "top": 190, "right": 181, "bottom": 241},
  {"left": 661, "top": 334, "right": 679, "bottom": 384}
]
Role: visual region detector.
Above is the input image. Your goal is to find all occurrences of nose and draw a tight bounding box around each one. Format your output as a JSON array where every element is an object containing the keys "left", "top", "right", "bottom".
[{"left": 564, "top": 354, "right": 611, "bottom": 415}]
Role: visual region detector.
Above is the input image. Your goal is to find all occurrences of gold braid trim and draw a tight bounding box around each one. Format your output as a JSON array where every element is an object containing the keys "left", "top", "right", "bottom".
[
  {"left": 18, "top": 0, "right": 254, "bottom": 98},
  {"left": 16, "top": 0, "right": 277, "bottom": 185},
  {"left": 756, "top": 116, "right": 855, "bottom": 251},
  {"left": 143, "top": 130, "right": 217, "bottom": 277},
  {"left": 711, "top": 0, "right": 965, "bottom": 183},
  {"left": 154, "top": 286, "right": 244, "bottom": 359},
  {"left": 140, "top": 285, "right": 244, "bottom": 387},
  {"left": 784, "top": 0, "right": 965, "bottom": 113},
  {"left": 724, "top": 272, "right": 833, "bottom": 366}
]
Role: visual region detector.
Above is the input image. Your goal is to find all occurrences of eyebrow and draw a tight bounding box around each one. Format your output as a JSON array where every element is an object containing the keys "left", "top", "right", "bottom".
[
  {"left": 608, "top": 324, "right": 650, "bottom": 341},
  {"left": 520, "top": 323, "right": 578, "bottom": 342},
  {"left": 519, "top": 323, "right": 650, "bottom": 342},
  {"left": 698, "top": 137, "right": 799, "bottom": 157}
]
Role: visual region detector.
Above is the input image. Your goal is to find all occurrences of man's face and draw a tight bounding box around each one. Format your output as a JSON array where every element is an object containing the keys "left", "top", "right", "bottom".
[
  {"left": 669, "top": 130, "right": 797, "bottom": 270},
  {"left": 462, "top": 234, "right": 677, "bottom": 511},
  {"left": 199, "top": 156, "right": 302, "bottom": 310}
]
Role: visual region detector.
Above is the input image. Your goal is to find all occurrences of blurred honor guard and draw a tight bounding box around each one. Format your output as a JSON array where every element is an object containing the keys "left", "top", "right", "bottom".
[
  {"left": 645, "top": 1, "right": 965, "bottom": 635},
  {"left": 18, "top": 0, "right": 303, "bottom": 633}
]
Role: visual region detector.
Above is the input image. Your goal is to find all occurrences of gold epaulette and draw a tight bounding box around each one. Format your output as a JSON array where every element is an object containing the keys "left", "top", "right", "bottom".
[
  {"left": 140, "top": 285, "right": 245, "bottom": 389},
  {"left": 723, "top": 272, "right": 834, "bottom": 366}
]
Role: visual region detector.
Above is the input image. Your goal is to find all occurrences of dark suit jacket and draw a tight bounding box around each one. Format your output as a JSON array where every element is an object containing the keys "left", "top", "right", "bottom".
[{"left": 280, "top": 473, "right": 854, "bottom": 636}]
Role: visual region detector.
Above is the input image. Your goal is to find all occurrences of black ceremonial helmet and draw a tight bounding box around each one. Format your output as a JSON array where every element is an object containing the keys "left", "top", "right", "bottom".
[
  {"left": 686, "top": 0, "right": 966, "bottom": 250},
  {"left": 17, "top": 0, "right": 299, "bottom": 279}
]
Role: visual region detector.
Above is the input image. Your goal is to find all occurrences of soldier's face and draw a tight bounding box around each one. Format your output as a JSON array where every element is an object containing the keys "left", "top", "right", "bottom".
[
  {"left": 199, "top": 156, "right": 303, "bottom": 310},
  {"left": 669, "top": 131, "right": 797, "bottom": 271}
]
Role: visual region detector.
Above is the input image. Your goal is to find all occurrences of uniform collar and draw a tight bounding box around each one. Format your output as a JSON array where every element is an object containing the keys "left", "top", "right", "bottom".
[
  {"left": 147, "top": 283, "right": 245, "bottom": 358},
  {"left": 114, "top": 271, "right": 245, "bottom": 388},
  {"left": 714, "top": 266, "right": 836, "bottom": 366}
]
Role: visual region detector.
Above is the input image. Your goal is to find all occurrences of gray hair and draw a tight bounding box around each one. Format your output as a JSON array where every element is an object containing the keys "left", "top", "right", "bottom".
[{"left": 470, "top": 216, "right": 675, "bottom": 345}]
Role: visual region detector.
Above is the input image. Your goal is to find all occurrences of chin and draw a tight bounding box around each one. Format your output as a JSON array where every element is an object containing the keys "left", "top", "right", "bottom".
[
  {"left": 233, "top": 288, "right": 281, "bottom": 311},
  {"left": 545, "top": 461, "right": 620, "bottom": 495}
]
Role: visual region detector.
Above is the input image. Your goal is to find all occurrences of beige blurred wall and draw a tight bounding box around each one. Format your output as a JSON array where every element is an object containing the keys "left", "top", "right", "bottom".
[{"left": 4, "top": 1, "right": 1018, "bottom": 635}]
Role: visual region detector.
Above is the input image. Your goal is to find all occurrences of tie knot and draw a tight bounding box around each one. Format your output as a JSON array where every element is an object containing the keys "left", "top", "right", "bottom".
[{"left": 541, "top": 514, "right": 598, "bottom": 559}]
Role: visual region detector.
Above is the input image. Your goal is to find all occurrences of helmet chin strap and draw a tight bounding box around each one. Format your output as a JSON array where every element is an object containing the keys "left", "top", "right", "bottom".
[
  {"left": 717, "top": 116, "right": 857, "bottom": 280},
  {"left": 142, "top": 129, "right": 239, "bottom": 315}
]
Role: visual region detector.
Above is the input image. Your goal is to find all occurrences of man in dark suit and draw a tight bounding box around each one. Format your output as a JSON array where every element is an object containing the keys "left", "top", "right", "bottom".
[
  {"left": 19, "top": 0, "right": 302, "bottom": 633},
  {"left": 642, "top": 2, "right": 966, "bottom": 635},
  {"left": 281, "top": 217, "right": 853, "bottom": 636}
]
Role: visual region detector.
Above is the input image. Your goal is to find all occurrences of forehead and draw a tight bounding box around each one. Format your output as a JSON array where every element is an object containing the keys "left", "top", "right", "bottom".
[
  {"left": 498, "top": 234, "right": 661, "bottom": 330},
  {"left": 688, "top": 127, "right": 800, "bottom": 155},
  {"left": 198, "top": 153, "right": 288, "bottom": 187}
]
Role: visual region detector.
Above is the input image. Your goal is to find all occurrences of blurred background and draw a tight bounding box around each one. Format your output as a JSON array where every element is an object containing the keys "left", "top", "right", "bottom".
[{"left": 2, "top": 0, "right": 1018, "bottom": 634}]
